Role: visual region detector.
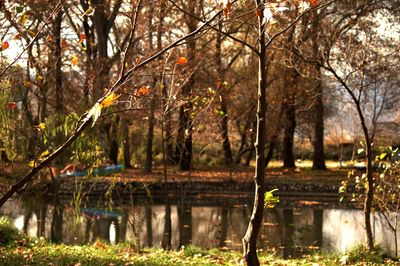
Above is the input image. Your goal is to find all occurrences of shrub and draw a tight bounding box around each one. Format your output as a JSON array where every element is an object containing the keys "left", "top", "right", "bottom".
[{"left": 0, "top": 216, "right": 20, "bottom": 245}]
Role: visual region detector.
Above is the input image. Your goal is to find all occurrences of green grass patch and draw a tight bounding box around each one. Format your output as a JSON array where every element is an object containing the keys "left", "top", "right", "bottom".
[{"left": 0, "top": 217, "right": 399, "bottom": 265}]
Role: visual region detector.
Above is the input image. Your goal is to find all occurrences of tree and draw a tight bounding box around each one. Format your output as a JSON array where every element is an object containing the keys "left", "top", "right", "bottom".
[{"left": 293, "top": 0, "right": 400, "bottom": 250}]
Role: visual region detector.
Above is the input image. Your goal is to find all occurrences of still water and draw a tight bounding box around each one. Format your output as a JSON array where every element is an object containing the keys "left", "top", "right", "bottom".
[{"left": 1, "top": 195, "right": 399, "bottom": 257}]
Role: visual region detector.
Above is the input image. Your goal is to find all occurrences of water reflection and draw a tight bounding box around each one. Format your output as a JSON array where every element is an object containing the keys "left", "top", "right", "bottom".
[{"left": 1, "top": 196, "right": 399, "bottom": 257}]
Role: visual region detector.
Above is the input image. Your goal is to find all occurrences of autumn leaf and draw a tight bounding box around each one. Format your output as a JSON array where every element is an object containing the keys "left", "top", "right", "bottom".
[
  {"left": 23, "top": 80, "right": 32, "bottom": 88},
  {"left": 220, "top": 0, "right": 232, "bottom": 18},
  {"left": 19, "top": 14, "right": 29, "bottom": 25},
  {"left": 37, "top": 123, "right": 46, "bottom": 130},
  {"left": 0, "top": 41, "right": 9, "bottom": 51},
  {"left": 71, "top": 56, "right": 79, "bottom": 66},
  {"left": 61, "top": 39, "right": 68, "bottom": 49},
  {"left": 135, "top": 86, "right": 150, "bottom": 97},
  {"left": 36, "top": 75, "right": 43, "bottom": 81},
  {"left": 32, "top": 122, "right": 46, "bottom": 132},
  {"left": 14, "top": 34, "right": 22, "bottom": 40},
  {"left": 100, "top": 92, "right": 120, "bottom": 108},
  {"left": 83, "top": 7, "right": 94, "bottom": 17},
  {"left": 46, "top": 34, "right": 54, "bottom": 43},
  {"left": 6, "top": 102, "right": 16, "bottom": 109},
  {"left": 176, "top": 56, "right": 188, "bottom": 65},
  {"left": 27, "top": 30, "right": 35, "bottom": 37},
  {"left": 309, "top": 0, "right": 319, "bottom": 7}
]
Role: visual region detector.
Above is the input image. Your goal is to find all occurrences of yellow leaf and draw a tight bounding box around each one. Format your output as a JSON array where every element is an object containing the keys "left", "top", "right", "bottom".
[
  {"left": 24, "top": 80, "right": 32, "bottom": 88},
  {"left": 100, "top": 92, "right": 120, "bottom": 108},
  {"left": 40, "top": 150, "right": 50, "bottom": 157},
  {"left": 36, "top": 75, "right": 43, "bottom": 81},
  {"left": 19, "top": 14, "right": 29, "bottom": 25},
  {"left": 71, "top": 56, "right": 79, "bottom": 65},
  {"left": 83, "top": 7, "right": 94, "bottom": 16},
  {"left": 37, "top": 123, "right": 46, "bottom": 130},
  {"left": 28, "top": 160, "right": 36, "bottom": 168},
  {"left": 27, "top": 30, "right": 36, "bottom": 37}
]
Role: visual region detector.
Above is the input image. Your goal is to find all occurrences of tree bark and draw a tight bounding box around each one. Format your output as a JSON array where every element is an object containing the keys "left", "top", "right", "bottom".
[
  {"left": 175, "top": 1, "right": 197, "bottom": 171},
  {"left": 216, "top": 22, "right": 233, "bottom": 165},
  {"left": 242, "top": 1, "right": 267, "bottom": 264},
  {"left": 54, "top": 9, "right": 63, "bottom": 112},
  {"left": 311, "top": 13, "right": 326, "bottom": 170},
  {"left": 161, "top": 203, "right": 172, "bottom": 250},
  {"left": 178, "top": 203, "right": 192, "bottom": 248},
  {"left": 282, "top": 97, "right": 296, "bottom": 169},
  {"left": 122, "top": 118, "right": 132, "bottom": 168}
]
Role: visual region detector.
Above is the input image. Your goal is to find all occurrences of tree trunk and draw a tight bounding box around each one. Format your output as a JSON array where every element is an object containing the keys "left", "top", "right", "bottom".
[
  {"left": 145, "top": 203, "right": 153, "bottom": 247},
  {"left": 282, "top": 209, "right": 295, "bottom": 259},
  {"left": 219, "top": 207, "right": 229, "bottom": 247},
  {"left": 178, "top": 203, "right": 192, "bottom": 248},
  {"left": 216, "top": 22, "right": 233, "bottom": 165},
  {"left": 54, "top": 9, "right": 63, "bottom": 112},
  {"left": 282, "top": 98, "right": 296, "bottom": 168},
  {"left": 242, "top": 1, "right": 267, "bottom": 264},
  {"left": 145, "top": 96, "right": 156, "bottom": 173},
  {"left": 161, "top": 203, "right": 172, "bottom": 250},
  {"left": 311, "top": 13, "right": 326, "bottom": 170},
  {"left": 312, "top": 80, "right": 326, "bottom": 170},
  {"left": 175, "top": 1, "right": 197, "bottom": 171},
  {"left": 122, "top": 118, "right": 132, "bottom": 168},
  {"left": 313, "top": 209, "right": 323, "bottom": 247},
  {"left": 108, "top": 116, "right": 120, "bottom": 165}
]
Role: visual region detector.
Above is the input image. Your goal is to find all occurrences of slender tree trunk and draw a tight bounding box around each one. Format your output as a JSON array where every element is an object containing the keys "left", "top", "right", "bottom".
[
  {"left": 108, "top": 116, "right": 120, "bottom": 165},
  {"left": 175, "top": 1, "right": 197, "bottom": 171},
  {"left": 330, "top": 68, "right": 374, "bottom": 250},
  {"left": 242, "top": 1, "right": 267, "bottom": 264},
  {"left": 313, "top": 209, "right": 323, "bottom": 247},
  {"left": 145, "top": 203, "right": 153, "bottom": 247},
  {"left": 219, "top": 207, "right": 229, "bottom": 247},
  {"left": 54, "top": 9, "right": 63, "bottom": 112},
  {"left": 311, "top": 13, "right": 326, "bottom": 170},
  {"left": 282, "top": 209, "right": 295, "bottom": 259},
  {"left": 51, "top": 201, "right": 63, "bottom": 243},
  {"left": 161, "top": 203, "right": 172, "bottom": 250},
  {"left": 145, "top": 94, "right": 156, "bottom": 173},
  {"left": 122, "top": 118, "right": 132, "bottom": 168},
  {"left": 312, "top": 79, "right": 326, "bottom": 170},
  {"left": 216, "top": 22, "right": 233, "bottom": 165},
  {"left": 145, "top": 6, "right": 156, "bottom": 174},
  {"left": 178, "top": 203, "right": 192, "bottom": 248},
  {"left": 282, "top": 97, "right": 296, "bottom": 169}
]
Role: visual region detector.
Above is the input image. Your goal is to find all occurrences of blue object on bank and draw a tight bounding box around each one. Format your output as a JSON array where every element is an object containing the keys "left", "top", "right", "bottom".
[{"left": 58, "top": 164, "right": 124, "bottom": 178}]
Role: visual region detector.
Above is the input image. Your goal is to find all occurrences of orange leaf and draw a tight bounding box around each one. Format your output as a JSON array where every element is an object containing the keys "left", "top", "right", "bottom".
[
  {"left": 309, "top": 0, "right": 318, "bottom": 7},
  {"left": 46, "top": 34, "right": 54, "bottom": 42},
  {"left": 71, "top": 56, "right": 79, "bottom": 66},
  {"left": 176, "top": 56, "right": 188, "bottom": 65},
  {"left": 6, "top": 102, "right": 16, "bottom": 109},
  {"left": 223, "top": 1, "right": 232, "bottom": 18},
  {"left": 80, "top": 33, "right": 87, "bottom": 40},
  {"left": 100, "top": 92, "right": 120, "bottom": 108},
  {"left": 61, "top": 39, "right": 68, "bottom": 49},
  {"left": 1, "top": 41, "right": 9, "bottom": 51},
  {"left": 135, "top": 86, "right": 150, "bottom": 97},
  {"left": 14, "top": 34, "right": 22, "bottom": 40}
]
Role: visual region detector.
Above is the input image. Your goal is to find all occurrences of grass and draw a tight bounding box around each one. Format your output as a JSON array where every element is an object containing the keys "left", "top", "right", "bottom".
[{"left": 0, "top": 218, "right": 399, "bottom": 265}]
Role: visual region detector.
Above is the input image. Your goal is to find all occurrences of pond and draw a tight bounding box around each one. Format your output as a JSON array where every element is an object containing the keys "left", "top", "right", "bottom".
[{"left": 0, "top": 194, "right": 399, "bottom": 258}]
